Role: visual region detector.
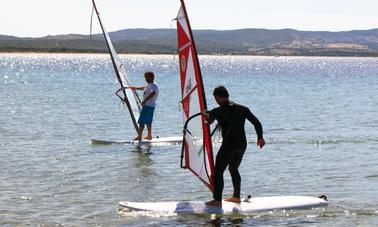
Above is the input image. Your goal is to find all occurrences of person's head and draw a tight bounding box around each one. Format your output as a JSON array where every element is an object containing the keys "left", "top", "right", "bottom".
[
  {"left": 213, "top": 86, "right": 229, "bottom": 106},
  {"left": 144, "top": 71, "right": 155, "bottom": 83}
]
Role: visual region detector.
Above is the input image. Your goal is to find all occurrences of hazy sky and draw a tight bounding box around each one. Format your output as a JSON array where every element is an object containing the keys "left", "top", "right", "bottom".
[{"left": 1, "top": 0, "right": 377, "bottom": 37}]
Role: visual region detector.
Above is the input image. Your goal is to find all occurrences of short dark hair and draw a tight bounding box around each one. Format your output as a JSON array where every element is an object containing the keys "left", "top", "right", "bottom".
[
  {"left": 144, "top": 71, "right": 155, "bottom": 79},
  {"left": 213, "top": 86, "right": 229, "bottom": 98}
]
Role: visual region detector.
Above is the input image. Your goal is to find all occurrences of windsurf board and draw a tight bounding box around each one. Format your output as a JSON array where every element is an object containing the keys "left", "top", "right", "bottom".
[
  {"left": 91, "top": 136, "right": 182, "bottom": 145},
  {"left": 118, "top": 195, "right": 328, "bottom": 214}
]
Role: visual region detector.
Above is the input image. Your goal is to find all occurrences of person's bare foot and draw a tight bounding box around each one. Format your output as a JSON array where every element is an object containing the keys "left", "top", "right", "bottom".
[
  {"left": 205, "top": 199, "right": 222, "bottom": 207},
  {"left": 144, "top": 136, "right": 152, "bottom": 140},
  {"left": 224, "top": 196, "right": 241, "bottom": 203},
  {"left": 134, "top": 136, "right": 141, "bottom": 141}
]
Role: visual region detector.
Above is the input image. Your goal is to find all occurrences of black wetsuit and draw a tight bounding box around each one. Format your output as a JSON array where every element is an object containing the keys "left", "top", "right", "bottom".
[{"left": 208, "top": 101, "right": 263, "bottom": 201}]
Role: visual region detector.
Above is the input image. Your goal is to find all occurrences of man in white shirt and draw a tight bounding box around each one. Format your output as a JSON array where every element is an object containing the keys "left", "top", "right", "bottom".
[{"left": 128, "top": 71, "right": 159, "bottom": 141}]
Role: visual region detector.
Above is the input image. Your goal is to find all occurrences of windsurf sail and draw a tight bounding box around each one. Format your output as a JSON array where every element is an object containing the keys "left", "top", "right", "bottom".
[
  {"left": 176, "top": 0, "right": 214, "bottom": 191},
  {"left": 91, "top": 0, "right": 141, "bottom": 133}
]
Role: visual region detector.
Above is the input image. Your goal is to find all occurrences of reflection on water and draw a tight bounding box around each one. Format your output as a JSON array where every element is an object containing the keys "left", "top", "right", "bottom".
[
  {"left": 130, "top": 145, "right": 157, "bottom": 199},
  {"left": 131, "top": 144, "right": 153, "bottom": 154}
]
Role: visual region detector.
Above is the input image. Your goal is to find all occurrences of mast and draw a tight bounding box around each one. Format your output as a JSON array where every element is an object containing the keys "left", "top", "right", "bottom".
[{"left": 91, "top": 0, "right": 139, "bottom": 133}]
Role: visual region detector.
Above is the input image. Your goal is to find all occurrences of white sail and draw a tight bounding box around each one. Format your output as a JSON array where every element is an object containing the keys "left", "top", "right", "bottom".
[{"left": 91, "top": 0, "right": 141, "bottom": 133}]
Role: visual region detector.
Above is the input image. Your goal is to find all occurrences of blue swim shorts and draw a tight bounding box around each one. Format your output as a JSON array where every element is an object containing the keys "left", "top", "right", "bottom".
[{"left": 138, "top": 105, "right": 155, "bottom": 125}]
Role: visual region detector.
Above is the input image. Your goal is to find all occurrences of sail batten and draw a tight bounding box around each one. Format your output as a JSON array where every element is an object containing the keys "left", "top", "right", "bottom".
[
  {"left": 177, "top": 0, "right": 214, "bottom": 192},
  {"left": 91, "top": 0, "right": 141, "bottom": 133}
]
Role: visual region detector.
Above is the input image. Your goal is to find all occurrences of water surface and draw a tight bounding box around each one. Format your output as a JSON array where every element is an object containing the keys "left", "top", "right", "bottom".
[{"left": 0, "top": 53, "right": 377, "bottom": 226}]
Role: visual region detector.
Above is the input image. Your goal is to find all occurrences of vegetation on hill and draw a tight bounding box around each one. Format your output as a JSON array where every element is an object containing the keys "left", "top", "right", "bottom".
[{"left": 1, "top": 28, "right": 378, "bottom": 56}]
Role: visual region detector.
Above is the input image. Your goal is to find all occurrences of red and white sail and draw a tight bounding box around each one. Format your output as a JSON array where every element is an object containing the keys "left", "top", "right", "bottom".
[{"left": 176, "top": 0, "right": 214, "bottom": 191}]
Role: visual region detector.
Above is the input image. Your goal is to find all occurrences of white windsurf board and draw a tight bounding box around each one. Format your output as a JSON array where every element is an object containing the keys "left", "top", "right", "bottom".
[
  {"left": 91, "top": 136, "right": 182, "bottom": 145},
  {"left": 118, "top": 195, "right": 328, "bottom": 214}
]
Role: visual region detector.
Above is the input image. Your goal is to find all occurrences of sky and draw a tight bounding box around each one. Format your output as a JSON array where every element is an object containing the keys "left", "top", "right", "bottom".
[{"left": 1, "top": 0, "right": 377, "bottom": 37}]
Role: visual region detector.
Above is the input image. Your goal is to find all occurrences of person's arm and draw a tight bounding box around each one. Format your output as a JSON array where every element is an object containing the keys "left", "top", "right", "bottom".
[
  {"left": 141, "top": 91, "right": 156, "bottom": 105},
  {"left": 245, "top": 108, "right": 265, "bottom": 149},
  {"left": 203, "top": 109, "right": 216, "bottom": 125},
  {"left": 121, "top": 86, "right": 145, "bottom": 91}
]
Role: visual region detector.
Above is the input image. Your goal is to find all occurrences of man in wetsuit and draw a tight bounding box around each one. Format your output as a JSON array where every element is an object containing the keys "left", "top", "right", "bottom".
[{"left": 203, "top": 86, "right": 265, "bottom": 207}]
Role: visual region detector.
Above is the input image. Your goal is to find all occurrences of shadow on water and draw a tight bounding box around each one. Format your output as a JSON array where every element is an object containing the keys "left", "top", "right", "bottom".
[
  {"left": 90, "top": 143, "right": 153, "bottom": 154},
  {"left": 130, "top": 144, "right": 153, "bottom": 154},
  {"left": 130, "top": 145, "right": 155, "bottom": 169},
  {"left": 124, "top": 144, "right": 160, "bottom": 200},
  {"left": 208, "top": 215, "right": 245, "bottom": 226},
  {"left": 159, "top": 212, "right": 266, "bottom": 226}
]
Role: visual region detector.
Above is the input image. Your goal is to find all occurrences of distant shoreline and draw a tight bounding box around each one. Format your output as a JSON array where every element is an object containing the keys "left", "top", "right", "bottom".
[{"left": 0, "top": 51, "right": 377, "bottom": 57}]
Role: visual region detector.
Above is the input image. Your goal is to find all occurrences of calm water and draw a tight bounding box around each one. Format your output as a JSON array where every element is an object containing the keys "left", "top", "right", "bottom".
[{"left": 0, "top": 53, "right": 377, "bottom": 226}]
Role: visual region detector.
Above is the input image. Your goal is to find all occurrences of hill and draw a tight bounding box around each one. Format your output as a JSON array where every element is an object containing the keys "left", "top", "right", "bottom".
[{"left": 1, "top": 28, "right": 378, "bottom": 56}]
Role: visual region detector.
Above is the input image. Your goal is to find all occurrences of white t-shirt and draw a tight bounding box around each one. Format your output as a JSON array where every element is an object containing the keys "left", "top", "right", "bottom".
[{"left": 143, "top": 82, "right": 159, "bottom": 107}]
